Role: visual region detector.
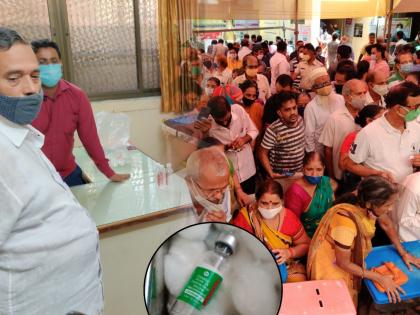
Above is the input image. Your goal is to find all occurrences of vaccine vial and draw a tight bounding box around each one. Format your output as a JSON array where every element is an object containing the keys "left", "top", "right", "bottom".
[{"left": 169, "top": 232, "right": 237, "bottom": 315}]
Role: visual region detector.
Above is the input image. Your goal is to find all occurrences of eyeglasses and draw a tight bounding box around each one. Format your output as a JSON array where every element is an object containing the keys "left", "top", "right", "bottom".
[
  {"left": 193, "top": 179, "right": 228, "bottom": 198},
  {"left": 313, "top": 81, "right": 331, "bottom": 90}
]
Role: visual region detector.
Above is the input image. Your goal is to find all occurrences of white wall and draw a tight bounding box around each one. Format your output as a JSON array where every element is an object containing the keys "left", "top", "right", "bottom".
[
  {"left": 75, "top": 96, "right": 174, "bottom": 164},
  {"left": 344, "top": 18, "right": 373, "bottom": 61}
]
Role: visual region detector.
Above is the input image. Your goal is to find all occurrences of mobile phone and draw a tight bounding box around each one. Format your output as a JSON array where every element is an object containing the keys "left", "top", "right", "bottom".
[{"left": 197, "top": 107, "right": 211, "bottom": 121}]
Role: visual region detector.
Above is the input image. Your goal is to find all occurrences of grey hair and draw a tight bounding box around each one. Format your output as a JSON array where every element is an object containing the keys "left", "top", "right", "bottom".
[
  {"left": 357, "top": 176, "right": 398, "bottom": 208},
  {"left": 342, "top": 79, "right": 363, "bottom": 96},
  {"left": 186, "top": 147, "right": 229, "bottom": 181},
  {"left": 0, "top": 27, "right": 26, "bottom": 51}
]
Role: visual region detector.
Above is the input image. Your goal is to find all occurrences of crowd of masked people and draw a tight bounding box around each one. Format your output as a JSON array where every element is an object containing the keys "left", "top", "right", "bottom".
[{"left": 179, "top": 31, "right": 420, "bottom": 309}]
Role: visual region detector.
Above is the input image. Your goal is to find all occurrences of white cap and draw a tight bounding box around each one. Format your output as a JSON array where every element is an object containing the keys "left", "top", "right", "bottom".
[{"left": 309, "top": 67, "right": 329, "bottom": 87}]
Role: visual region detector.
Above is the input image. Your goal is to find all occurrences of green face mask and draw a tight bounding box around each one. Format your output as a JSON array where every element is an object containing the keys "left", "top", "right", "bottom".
[
  {"left": 400, "top": 106, "right": 420, "bottom": 122},
  {"left": 191, "top": 66, "right": 201, "bottom": 76},
  {"left": 405, "top": 108, "right": 420, "bottom": 122}
]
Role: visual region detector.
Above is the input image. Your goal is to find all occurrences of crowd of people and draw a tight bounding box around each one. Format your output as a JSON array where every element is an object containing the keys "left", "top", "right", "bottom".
[
  {"left": 181, "top": 30, "right": 420, "bottom": 308},
  {"left": 1, "top": 21, "right": 420, "bottom": 313}
]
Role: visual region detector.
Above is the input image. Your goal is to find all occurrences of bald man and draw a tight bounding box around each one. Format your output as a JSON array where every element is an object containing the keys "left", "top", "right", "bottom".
[
  {"left": 366, "top": 70, "right": 388, "bottom": 107},
  {"left": 185, "top": 147, "right": 231, "bottom": 222},
  {"left": 319, "top": 79, "right": 367, "bottom": 182}
]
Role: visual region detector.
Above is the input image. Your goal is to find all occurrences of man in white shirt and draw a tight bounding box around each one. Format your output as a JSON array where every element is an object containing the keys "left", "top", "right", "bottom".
[
  {"left": 393, "top": 172, "right": 420, "bottom": 242},
  {"left": 0, "top": 27, "right": 103, "bottom": 315},
  {"left": 195, "top": 96, "right": 259, "bottom": 194},
  {"left": 185, "top": 147, "right": 231, "bottom": 222},
  {"left": 304, "top": 67, "right": 344, "bottom": 154},
  {"left": 348, "top": 81, "right": 420, "bottom": 184},
  {"left": 233, "top": 54, "right": 271, "bottom": 102},
  {"left": 238, "top": 39, "right": 252, "bottom": 61},
  {"left": 365, "top": 69, "right": 388, "bottom": 107},
  {"left": 319, "top": 79, "right": 367, "bottom": 181},
  {"left": 270, "top": 41, "right": 290, "bottom": 94},
  {"left": 293, "top": 43, "right": 324, "bottom": 91}
]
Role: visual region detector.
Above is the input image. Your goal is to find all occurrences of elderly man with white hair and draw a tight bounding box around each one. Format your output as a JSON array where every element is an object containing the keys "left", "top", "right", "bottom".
[
  {"left": 185, "top": 147, "right": 231, "bottom": 222},
  {"left": 304, "top": 67, "right": 344, "bottom": 154},
  {"left": 319, "top": 79, "right": 368, "bottom": 182}
]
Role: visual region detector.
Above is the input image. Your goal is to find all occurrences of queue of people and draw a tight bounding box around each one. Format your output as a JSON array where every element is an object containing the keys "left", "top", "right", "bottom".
[{"left": 180, "top": 30, "right": 420, "bottom": 309}]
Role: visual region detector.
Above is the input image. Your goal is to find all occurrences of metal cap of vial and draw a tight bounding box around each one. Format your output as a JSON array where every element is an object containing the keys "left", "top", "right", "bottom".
[{"left": 214, "top": 232, "right": 237, "bottom": 256}]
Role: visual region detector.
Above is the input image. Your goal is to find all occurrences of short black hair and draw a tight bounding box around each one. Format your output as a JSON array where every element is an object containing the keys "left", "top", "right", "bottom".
[
  {"left": 239, "top": 79, "right": 258, "bottom": 94},
  {"left": 261, "top": 42, "right": 268, "bottom": 49},
  {"left": 396, "top": 23, "right": 403, "bottom": 28},
  {"left": 354, "top": 104, "right": 383, "bottom": 127},
  {"left": 31, "top": 39, "right": 62, "bottom": 59},
  {"left": 207, "top": 77, "right": 221, "bottom": 86},
  {"left": 218, "top": 38, "right": 224, "bottom": 44},
  {"left": 356, "top": 60, "right": 370, "bottom": 79},
  {"left": 304, "top": 43, "right": 315, "bottom": 52},
  {"left": 0, "top": 27, "right": 27, "bottom": 51},
  {"left": 244, "top": 34, "right": 250, "bottom": 39},
  {"left": 337, "top": 44, "right": 352, "bottom": 59},
  {"left": 396, "top": 31, "right": 404, "bottom": 39},
  {"left": 197, "top": 136, "right": 223, "bottom": 150},
  {"left": 332, "top": 33, "right": 338, "bottom": 41},
  {"left": 211, "top": 39, "right": 218, "bottom": 45},
  {"left": 251, "top": 34, "right": 256, "bottom": 39},
  {"left": 274, "top": 91, "right": 296, "bottom": 111},
  {"left": 371, "top": 43, "right": 385, "bottom": 59},
  {"left": 336, "top": 60, "right": 356, "bottom": 81},
  {"left": 276, "top": 74, "right": 293, "bottom": 87},
  {"left": 208, "top": 96, "right": 230, "bottom": 118},
  {"left": 385, "top": 81, "right": 420, "bottom": 109},
  {"left": 256, "top": 35, "right": 262, "bottom": 42},
  {"left": 277, "top": 41, "right": 287, "bottom": 52},
  {"left": 369, "top": 32, "right": 376, "bottom": 37},
  {"left": 241, "top": 39, "right": 249, "bottom": 47}
]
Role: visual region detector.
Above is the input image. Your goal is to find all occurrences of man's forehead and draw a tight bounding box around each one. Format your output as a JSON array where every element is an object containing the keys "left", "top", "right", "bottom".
[{"left": 0, "top": 44, "right": 39, "bottom": 73}]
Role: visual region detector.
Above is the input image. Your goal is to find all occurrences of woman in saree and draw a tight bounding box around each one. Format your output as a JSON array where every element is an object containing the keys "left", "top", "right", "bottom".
[
  {"left": 231, "top": 179, "right": 311, "bottom": 282},
  {"left": 307, "top": 176, "right": 420, "bottom": 306},
  {"left": 284, "top": 152, "right": 337, "bottom": 237}
]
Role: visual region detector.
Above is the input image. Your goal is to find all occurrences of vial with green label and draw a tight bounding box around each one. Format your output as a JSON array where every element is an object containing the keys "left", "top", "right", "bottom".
[{"left": 169, "top": 231, "right": 237, "bottom": 315}]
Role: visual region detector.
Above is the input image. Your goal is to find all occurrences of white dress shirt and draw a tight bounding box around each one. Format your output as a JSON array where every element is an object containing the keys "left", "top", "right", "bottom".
[
  {"left": 319, "top": 105, "right": 359, "bottom": 180},
  {"left": 270, "top": 52, "right": 291, "bottom": 94},
  {"left": 0, "top": 116, "right": 103, "bottom": 315},
  {"left": 394, "top": 173, "right": 420, "bottom": 242},
  {"left": 304, "top": 93, "right": 344, "bottom": 154},
  {"left": 209, "top": 104, "right": 259, "bottom": 183},
  {"left": 349, "top": 115, "right": 420, "bottom": 184},
  {"left": 238, "top": 46, "right": 252, "bottom": 61}
]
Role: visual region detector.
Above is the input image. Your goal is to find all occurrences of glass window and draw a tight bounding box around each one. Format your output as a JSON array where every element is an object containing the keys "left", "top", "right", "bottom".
[
  {"left": 66, "top": 0, "right": 139, "bottom": 95},
  {"left": 138, "top": 0, "right": 160, "bottom": 90},
  {"left": 0, "top": 0, "right": 51, "bottom": 41}
]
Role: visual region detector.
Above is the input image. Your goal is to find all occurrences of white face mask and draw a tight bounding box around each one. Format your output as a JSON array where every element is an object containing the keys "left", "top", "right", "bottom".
[
  {"left": 258, "top": 205, "right": 283, "bottom": 219},
  {"left": 189, "top": 180, "right": 226, "bottom": 213},
  {"left": 205, "top": 87, "right": 214, "bottom": 96},
  {"left": 350, "top": 94, "right": 367, "bottom": 109},
  {"left": 372, "top": 84, "right": 389, "bottom": 96}
]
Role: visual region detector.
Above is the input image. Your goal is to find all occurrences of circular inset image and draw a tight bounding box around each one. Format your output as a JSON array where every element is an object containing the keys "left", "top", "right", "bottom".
[{"left": 144, "top": 223, "right": 283, "bottom": 315}]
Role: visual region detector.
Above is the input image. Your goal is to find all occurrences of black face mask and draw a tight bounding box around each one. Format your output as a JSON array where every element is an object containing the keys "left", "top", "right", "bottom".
[
  {"left": 335, "top": 84, "right": 343, "bottom": 94},
  {"left": 242, "top": 97, "right": 255, "bottom": 106}
]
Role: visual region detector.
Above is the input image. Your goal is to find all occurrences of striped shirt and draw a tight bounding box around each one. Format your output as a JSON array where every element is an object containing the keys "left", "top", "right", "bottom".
[{"left": 261, "top": 117, "right": 305, "bottom": 173}]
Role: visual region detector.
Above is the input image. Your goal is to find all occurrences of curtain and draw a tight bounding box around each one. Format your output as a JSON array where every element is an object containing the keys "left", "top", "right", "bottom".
[{"left": 158, "top": 0, "right": 197, "bottom": 113}]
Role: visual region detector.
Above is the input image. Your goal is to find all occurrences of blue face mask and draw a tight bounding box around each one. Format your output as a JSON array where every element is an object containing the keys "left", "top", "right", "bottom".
[
  {"left": 39, "top": 64, "right": 62, "bottom": 87},
  {"left": 304, "top": 175, "right": 322, "bottom": 185},
  {"left": 0, "top": 90, "right": 44, "bottom": 125},
  {"left": 400, "top": 62, "right": 414, "bottom": 74}
]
